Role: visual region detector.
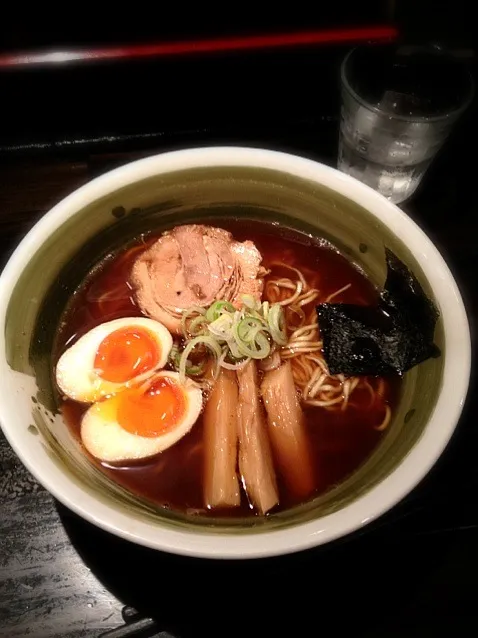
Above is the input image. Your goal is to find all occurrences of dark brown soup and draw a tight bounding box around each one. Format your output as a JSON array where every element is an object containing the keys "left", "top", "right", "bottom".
[{"left": 57, "top": 220, "right": 399, "bottom": 517}]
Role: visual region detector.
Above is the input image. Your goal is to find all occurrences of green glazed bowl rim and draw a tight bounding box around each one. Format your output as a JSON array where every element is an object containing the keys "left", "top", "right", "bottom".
[{"left": 0, "top": 147, "right": 470, "bottom": 559}]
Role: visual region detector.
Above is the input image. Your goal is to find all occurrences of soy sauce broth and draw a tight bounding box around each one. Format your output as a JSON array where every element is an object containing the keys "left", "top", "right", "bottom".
[{"left": 56, "top": 220, "right": 400, "bottom": 517}]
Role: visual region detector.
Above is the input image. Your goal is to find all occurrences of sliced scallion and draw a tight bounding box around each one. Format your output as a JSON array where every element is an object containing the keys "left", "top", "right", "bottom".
[
  {"left": 179, "top": 336, "right": 222, "bottom": 383},
  {"left": 176, "top": 295, "right": 289, "bottom": 379},
  {"left": 205, "top": 300, "right": 235, "bottom": 322}
]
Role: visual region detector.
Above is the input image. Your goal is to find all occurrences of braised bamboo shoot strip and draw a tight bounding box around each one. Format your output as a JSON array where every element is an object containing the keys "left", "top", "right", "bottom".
[
  {"left": 237, "top": 360, "right": 279, "bottom": 514},
  {"left": 261, "top": 361, "right": 316, "bottom": 499},
  {"left": 203, "top": 368, "right": 241, "bottom": 509}
]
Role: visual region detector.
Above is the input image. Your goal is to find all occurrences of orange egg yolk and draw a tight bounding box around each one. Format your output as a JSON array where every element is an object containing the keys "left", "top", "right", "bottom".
[
  {"left": 116, "top": 376, "right": 187, "bottom": 437},
  {"left": 94, "top": 327, "right": 160, "bottom": 383}
]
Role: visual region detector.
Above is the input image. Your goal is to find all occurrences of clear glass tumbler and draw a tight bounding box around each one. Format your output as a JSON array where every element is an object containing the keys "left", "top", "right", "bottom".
[{"left": 338, "top": 45, "right": 474, "bottom": 204}]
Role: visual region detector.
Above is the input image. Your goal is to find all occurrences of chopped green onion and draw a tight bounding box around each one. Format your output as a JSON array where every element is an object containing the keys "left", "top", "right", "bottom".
[
  {"left": 188, "top": 315, "right": 209, "bottom": 337},
  {"left": 219, "top": 349, "right": 251, "bottom": 370},
  {"left": 169, "top": 343, "right": 204, "bottom": 376},
  {"left": 268, "top": 303, "right": 288, "bottom": 346},
  {"left": 241, "top": 294, "right": 260, "bottom": 311},
  {"left": 206, "top": 300, "right": 235, "bottom": 322},
  {"left": 237, "top": 316, "right": 264, "bottom": 342},
  {"left": 227, "top": 338, "right": 243, "bottom": 359},
  {"left": 233, "top": 323, "right": 271, "bottom": 359},
  {"left": 181, "top": 307, "right": 207, "bottom": 336},
  {"left": 179, "top": 336, "right": 222, "bottom": 383},
  {"left": 181, "top": 360, "right": 205, "bottom": 376},
  {"left": 177, "top": 296, "right": 288, "bottom": 379},
  {"left": 208, "top": 313, "right": 233, "bottom": 340},
  {"left": 169, "top": 343, "right": 181, "bottom": 367}
]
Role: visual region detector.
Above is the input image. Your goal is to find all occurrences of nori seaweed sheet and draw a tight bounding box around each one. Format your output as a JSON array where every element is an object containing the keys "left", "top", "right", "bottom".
[{"left": 317, "top": 248, "right": 441, "bottom": 376}]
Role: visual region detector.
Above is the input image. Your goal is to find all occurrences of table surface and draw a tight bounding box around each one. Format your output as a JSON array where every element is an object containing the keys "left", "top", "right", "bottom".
[{"left": 0, "top": 113, "right": 477, "bottom": 638}]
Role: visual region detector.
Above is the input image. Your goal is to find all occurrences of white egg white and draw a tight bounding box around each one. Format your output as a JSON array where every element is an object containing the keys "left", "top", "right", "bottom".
[
  {"left": 56, "top": 317, "right": 173, "bottom": 402},
  {"left": 80, "top": 371, "right": 203, "bottom": 462}
]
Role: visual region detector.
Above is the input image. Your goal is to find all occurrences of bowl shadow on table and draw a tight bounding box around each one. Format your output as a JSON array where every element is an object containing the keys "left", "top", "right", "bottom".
[{"left": 56, "top": 486, "right": 462, "bottom": 638}]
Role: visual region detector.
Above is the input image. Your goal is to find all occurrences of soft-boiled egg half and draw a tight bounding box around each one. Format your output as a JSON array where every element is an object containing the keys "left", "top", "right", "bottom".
[
  {"left": 56, "top": 317, "right": 173, "bottom": 402},
  {"left": 81, "top": 371, "right": 203, "bottom": 462}
]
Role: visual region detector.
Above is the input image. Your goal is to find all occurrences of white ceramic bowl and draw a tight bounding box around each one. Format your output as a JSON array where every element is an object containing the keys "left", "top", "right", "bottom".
[{"left": 0, "top": 147, "right": 470, "bottom": 559}]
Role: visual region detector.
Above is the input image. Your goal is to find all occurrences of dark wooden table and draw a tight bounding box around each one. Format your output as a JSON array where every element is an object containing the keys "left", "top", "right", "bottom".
[{"left": 0, "top": 112, "right": 477, "bottom": 637}]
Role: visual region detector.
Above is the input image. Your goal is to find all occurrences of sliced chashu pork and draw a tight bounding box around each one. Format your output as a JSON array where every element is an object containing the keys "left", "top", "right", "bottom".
[{"left": 130, "top": 224, "right": 266, "bottom": 333}]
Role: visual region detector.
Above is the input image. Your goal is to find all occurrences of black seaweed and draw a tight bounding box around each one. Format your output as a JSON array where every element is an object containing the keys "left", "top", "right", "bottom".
[{"left": 317, "top": 249, "right": 441, "bottom": 376}]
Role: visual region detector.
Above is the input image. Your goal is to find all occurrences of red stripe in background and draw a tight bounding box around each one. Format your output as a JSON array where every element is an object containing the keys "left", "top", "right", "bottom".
[{"left": 0, "top": 26, "right": 398, "bottom": 68}]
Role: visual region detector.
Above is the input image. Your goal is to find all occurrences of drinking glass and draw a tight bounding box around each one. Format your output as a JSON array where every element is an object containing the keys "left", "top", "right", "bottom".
[{"left": 338, "top": 45, "right": 473, "bottom": 204}]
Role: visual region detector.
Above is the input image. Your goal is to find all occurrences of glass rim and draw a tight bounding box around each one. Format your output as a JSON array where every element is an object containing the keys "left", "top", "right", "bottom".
[{"left": 341, "top": 46, "right": 475, "bottom": 124}]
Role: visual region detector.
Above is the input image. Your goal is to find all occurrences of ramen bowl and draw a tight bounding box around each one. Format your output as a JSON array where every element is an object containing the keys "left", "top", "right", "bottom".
[{"left": 0, "top": 147, "right": 470, "bottom": 559}]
